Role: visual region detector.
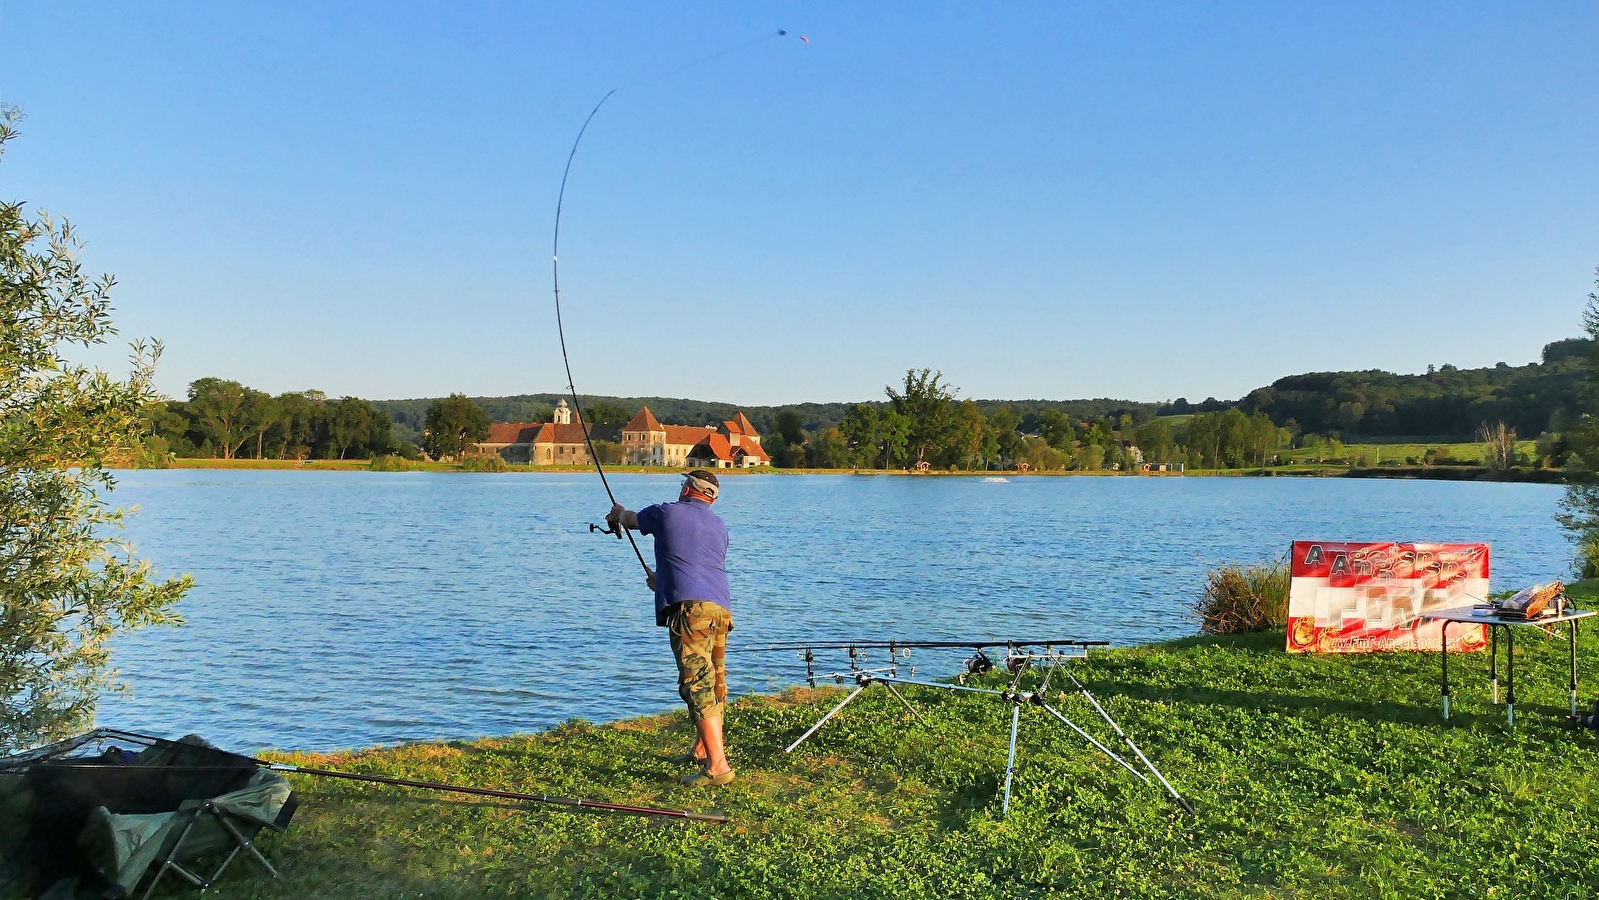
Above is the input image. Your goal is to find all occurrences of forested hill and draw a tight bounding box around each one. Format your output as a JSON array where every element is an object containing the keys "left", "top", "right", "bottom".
[
  {"left": 375, "top": 337, "right": 1590, "bottom": 444},
  {"left": 1235, "top": 338, "right": 1589, "bottom": 440}
]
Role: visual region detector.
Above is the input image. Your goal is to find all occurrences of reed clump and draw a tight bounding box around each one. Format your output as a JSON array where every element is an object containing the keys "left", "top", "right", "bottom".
[
  {"left": 368, "top": 454, "right": 411, "bottom": 472},
  {"left": 458, "top": 455, "right": 508, "bottom": 473},
  {"left": 1194, "top": 557, "right": 1289, "bottom": 634}
]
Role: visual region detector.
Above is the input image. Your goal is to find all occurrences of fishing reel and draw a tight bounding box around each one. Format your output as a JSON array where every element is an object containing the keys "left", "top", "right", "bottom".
[
  {"left": 588, "top": 521, "right": 623, "bottom": 539},
  {"left": 963, "top": 649, "right": 995, "bottom": 677}
]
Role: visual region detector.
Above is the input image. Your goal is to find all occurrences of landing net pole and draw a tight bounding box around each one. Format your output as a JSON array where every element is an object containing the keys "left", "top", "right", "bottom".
[{"left": 9, "top": 730, "right": 727, "bottom": 823}]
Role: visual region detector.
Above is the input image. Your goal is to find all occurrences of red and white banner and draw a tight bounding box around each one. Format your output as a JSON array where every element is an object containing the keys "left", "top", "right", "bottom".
[{"left": 1286, "top": 541, "right": 1489, "bottom": 654}]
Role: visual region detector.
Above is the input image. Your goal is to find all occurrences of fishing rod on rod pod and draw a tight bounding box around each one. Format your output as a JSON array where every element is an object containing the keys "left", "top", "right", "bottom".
[
  {"left": 732, "top": 636, "right": 1109, "bottom": 694},
  {"left": 731, "top": 637, "right": 1111, "bottom": 654},
  {"left": 773, "top": 647, "right": 1196, "bottom": 816}
]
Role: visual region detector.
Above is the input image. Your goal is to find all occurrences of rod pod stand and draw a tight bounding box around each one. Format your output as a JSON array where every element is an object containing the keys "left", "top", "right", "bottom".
[
  {"left": 784, "top": 662, "right": 1194, "bottom": 817},
  {"left": 1064, "top": 672, "right": 1196, "bottom": 816}
]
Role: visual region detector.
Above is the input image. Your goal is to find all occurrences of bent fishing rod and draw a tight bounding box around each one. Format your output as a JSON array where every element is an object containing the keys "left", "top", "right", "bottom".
[{"left": 551, "top": 90, "right": 652, "bottom": 586}]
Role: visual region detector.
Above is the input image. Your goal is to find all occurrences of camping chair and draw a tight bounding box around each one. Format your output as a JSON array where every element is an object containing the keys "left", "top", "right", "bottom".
[{"left": 78, "top": 765, "right": 296, "bottom": 898}]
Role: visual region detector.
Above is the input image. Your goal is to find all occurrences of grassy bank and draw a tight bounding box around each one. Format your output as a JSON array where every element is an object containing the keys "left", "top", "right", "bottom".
[
  {"left": 1278, "top": 440, "right": 1540, "bottom": 467},
  {"left": 138, "top": 439, "right": 1565, "bottom": 481},
  {"left": 184, "top": 585, "right": 1599, "bottom": 899},
  {"left": 165, "top": 458, "right": 377, "bottom": 471},
  {"left": 141, "top": 458, "right": 1487, "bottom": 479}
]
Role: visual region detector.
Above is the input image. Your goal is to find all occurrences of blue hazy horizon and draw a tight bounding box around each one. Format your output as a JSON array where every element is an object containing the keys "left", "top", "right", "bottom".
[{"left": 2, "top": 3, "right": 1596, "bottom": 406}]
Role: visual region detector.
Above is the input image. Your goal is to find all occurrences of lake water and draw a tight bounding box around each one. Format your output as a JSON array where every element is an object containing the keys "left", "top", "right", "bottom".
[{"left": 99, "top": 470, "right": 1574, "bottom": 751}]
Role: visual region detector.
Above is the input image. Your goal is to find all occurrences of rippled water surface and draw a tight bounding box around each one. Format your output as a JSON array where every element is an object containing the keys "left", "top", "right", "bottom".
[{"left": 99, "top": 470, "right": 1573, "bottom": 750}]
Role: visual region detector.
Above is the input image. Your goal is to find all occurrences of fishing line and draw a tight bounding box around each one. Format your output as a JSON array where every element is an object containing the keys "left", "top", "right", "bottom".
[
  {"left": 682, "top": 28, "right": 799, "bottom": 69},
  {"left": 547, "top": 27, "right": 807, "bottom": 584}
]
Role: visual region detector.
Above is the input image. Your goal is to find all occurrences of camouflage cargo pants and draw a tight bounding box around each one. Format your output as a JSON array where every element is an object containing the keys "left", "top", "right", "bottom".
[{"left": 667, "top": 601, "right": 733, "bottom": 723}]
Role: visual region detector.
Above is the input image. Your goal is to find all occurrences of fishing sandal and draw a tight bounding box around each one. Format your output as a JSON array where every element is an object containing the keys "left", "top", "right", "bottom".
[
  {"left": 678, "top": 768, "right": 735, "bottom": 788},
  {"left": 667, "top": 751, "right": 708, "bottom": 765}
]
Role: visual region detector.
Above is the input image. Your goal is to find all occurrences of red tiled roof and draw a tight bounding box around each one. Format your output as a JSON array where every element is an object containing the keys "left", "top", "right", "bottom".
[
  {"left": 690, "top": 434, "right": 735, "bottom": 462},
  {"left": 484, "top": 422, "right": 542, "bottom": 444},
  {"left": 532, "top": 423, "right": 619, "bottom": 444},
  {"left": 664, "top": 424, "right": 716, "bottom": 445},
  {"left": 623, "top": 407, "right": 663, "bottom": 432},
  {"left": 720, "top": 413, "right": 761, "bottom": 437},
  {"left": 734, "top": 442, "right": 769, "bottom": 461}
]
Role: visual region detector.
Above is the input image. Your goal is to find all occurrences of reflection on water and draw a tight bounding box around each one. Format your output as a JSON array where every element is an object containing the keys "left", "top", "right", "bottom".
[{"left": 100, "top": 470, "right": 1571, "bottom": 751}]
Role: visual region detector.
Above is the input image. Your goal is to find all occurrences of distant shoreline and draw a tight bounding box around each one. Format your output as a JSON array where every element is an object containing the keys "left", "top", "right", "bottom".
[{"left": 116, "top": 458, "right": 1573, "bottom": 483}]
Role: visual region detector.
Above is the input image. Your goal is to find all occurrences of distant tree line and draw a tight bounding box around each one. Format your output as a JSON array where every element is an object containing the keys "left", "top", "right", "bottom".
[
  {"left": 155, "top": 333, "right": 1591, "bottom": 469},
  {"left": 756, "top": 369, "right": 1294, "bottom": 472},
  {"left": 143, "top": 373, "right": 1292, "bottom": 473},
  {"left": 368, "top": 341, "right": 1590, "bottom": 455},
  {"left": 373, "top": 395, "right": 779, "bottom": 447},
  {"left": 145, "top": 378, "right": 402, "bottom": 460},
  {"left": 1233, "top": 340, "right": 1588, "bottom": 441},
  {"left": 369, "top": 394, "right": 1167, "bottom": 450}
]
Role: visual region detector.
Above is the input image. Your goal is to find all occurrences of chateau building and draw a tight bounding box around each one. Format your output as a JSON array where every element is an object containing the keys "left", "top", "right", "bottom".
[
  {"left": 622, "top": 407, "right": 769, "bottom": 468},
  {"left": 476, "top": 399, "right": 618, "bottom": 465},
  {"left": 476, "top": 400, "right": 768, "bottom": 468}
]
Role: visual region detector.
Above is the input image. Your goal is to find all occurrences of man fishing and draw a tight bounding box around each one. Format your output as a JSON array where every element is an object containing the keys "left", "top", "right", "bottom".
[{"left": 607, "top": 470, "right": 735, "bottom": 787}]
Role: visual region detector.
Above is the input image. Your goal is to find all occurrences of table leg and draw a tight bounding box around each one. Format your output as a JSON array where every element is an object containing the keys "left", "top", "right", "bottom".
[
  {"left": 1505, "top": 625, "right": 1515, "bottom": 728},
  {"left": 1490, "top": 624, "right": 1498, "bottom": 705},
  {"left": 1572, "top": 618, "right": 1581, "bottom": 718},
  {"left": 1440, "top": 621, "right": 1452, "bottom": 720}
]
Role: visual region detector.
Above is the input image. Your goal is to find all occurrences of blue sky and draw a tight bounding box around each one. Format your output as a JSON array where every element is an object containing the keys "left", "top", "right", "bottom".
[{"left": 3, "top": 2, "right": 1596, "bottom": 405}]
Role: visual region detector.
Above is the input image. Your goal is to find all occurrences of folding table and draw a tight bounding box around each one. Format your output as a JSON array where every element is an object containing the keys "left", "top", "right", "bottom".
[{"left": 1423, "top": 607, "right": 1595, "bottom": 726}]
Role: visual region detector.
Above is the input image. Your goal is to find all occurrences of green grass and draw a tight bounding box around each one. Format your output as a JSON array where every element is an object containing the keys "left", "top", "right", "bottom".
[
  {"left": 160, "top": 583, "right": 1599, "bottom": 899},
  {"left": 1280, "top": 440, "right": 1539, "bottom": 467}
]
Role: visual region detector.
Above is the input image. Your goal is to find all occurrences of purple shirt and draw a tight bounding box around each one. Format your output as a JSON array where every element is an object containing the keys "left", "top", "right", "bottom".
[{"left": 636, "top": 498, "right": 731, "bottom": 626}]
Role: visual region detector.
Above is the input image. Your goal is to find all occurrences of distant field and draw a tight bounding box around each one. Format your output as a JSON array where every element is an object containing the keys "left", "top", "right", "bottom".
[{"left": 1281, "top": 440, "right": 1539, "bottom": 466}]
